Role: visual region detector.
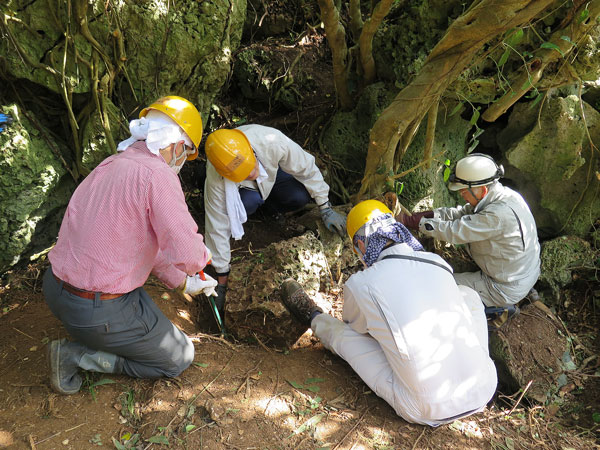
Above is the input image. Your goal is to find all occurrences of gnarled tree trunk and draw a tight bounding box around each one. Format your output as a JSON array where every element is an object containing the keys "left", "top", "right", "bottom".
[{"left": 357, "top": 0, "right": 556, "bottom": 198}]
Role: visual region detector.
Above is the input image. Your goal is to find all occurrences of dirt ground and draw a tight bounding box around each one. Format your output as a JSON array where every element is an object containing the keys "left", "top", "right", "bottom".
[{"left": 1, "top": 223, "right": 599, "bottom": 450}]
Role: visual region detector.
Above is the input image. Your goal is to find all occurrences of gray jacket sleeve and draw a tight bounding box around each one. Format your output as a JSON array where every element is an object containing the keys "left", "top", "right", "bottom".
[
  {"left": 420, "top": 207, "right": 503, "bottom": 245},
  {"left": 204, "top": 163, "right": 233, "bottom": 274}
]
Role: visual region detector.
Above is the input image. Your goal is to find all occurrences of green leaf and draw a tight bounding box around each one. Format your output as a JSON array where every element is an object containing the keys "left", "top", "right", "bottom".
[
  {"left": 288, "top": 380, "right": 304, "bottom": 389},
  {"left": 471, "top": 127, "right": 484, "bottom": 141},
  {"left": 506, "top": 28, "right": 523, "bottom": 47},
  {"left": 92, "top": 378, "right": 116, "bottom": 387},
  {"left": 560, "top": 35, "right": 573, "bottom": 44},
  {"left": 185, "top": 424, "right": 196, "bottom": 433},
  {"left": 289, "top": 413, "right": 325, "bottom": 437},
  {"left": 444, "top": 159, "right": 451, "bottom": 167},
  {"left": 520, "top": 78, "right": 534, "bottom": 91},
  {"left": 540, "top": 42, "right": 564, "bottom": 56},
  {"left": 307, "top": 385, "right": 321, "bottom": 393},
  {"left": 112, "top": 437, "right": 127, "bottom": 450},
  {"left": 469, "top": 107, "right": 480, "bottom": 125},
  {"left": 577, "top": 9, "right": 589, "bottom": 23},
  {"left": 305, "top": 378, "right": 325, "bottom": 384},
  {"left": 193, "top": 362, "right": 209, "bottom": 368},
  {"left": 449, "top": 102, "right": 463, "bottom": 117},
  {"left": 467, "top": 139, "right": 480, "bottom": 153},
  {"left": 498, "top": 49, "right": 510, "bottom": 67},
  {"left": 529, "top": 92, "right": 544, "bottom": 109},
  {"left": 505, "top": 436, "right": 515, "bottom": 450},
  {"left": 147, "top": 435, "right": 170, "bottom": 445},
  {"left": 443, "top": 167, "right": 451, "bottom": 182},
  {"left": 592, "top": 412, "right": 600, "bottom": 423}
]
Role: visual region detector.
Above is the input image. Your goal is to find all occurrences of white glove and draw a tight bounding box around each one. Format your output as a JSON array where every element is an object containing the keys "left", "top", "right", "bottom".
[{"left": 184, "top": 273, "right": 218, "bottom": 297}]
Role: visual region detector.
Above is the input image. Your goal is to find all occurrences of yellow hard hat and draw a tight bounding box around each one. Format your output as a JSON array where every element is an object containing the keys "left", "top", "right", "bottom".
[
  {"left": 347, "top": 200, "right": 392, "bottom": 241},
  {"left": 205, "top": 129, "right": 257, "bottom": 182},
  {"left": 140, "top": 96, "right": 203, "bottom": 160}
]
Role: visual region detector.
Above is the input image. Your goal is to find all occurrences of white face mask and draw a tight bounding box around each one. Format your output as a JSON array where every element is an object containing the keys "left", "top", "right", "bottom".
[{"left": 168, "top": 142, "right": 193, "bottom": 174}]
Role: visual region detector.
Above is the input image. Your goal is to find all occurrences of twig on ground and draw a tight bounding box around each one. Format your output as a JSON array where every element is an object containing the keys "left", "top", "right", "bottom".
[
  {"left": 13, "top": 327, "right": 35, "bottom": 340},
  {"left": 189, "top": 333, "right": 237, "bottom": 350},
  {"left": 411, "top": 427, "right": 427, "bottom": 450},
  {"left": 332, "top": 407, "right": 370, "bottom": 450}
]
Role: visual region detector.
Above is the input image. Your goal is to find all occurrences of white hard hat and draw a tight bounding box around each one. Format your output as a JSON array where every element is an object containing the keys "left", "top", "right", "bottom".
[{"left": 448, "top": 153, "right": 504, "bottom": 191}]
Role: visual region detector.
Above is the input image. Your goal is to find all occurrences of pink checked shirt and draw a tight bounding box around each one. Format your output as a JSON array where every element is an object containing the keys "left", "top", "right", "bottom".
[{"left": 49, "top": 141, "right": 210, "bottom": 293}]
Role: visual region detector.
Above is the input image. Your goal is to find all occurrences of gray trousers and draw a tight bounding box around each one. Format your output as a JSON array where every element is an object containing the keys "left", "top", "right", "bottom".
[
  {"left": 43, "top": 267, "right": 194, "bottom": 379},
  {"left": 453, "top": 271, "right": 533, "bottom": 307}
]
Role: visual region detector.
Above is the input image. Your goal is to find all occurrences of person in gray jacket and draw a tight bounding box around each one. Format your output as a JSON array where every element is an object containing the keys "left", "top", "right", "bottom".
[
  {"left": 398, "top": 153, "right": 540, "bottom": 310},
  {"left": 203, "top": 125, "right": 346, "bottom": 317}
]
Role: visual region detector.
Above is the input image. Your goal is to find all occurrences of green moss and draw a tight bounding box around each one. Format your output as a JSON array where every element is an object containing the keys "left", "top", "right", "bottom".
[
  {"left": 539, "top": 236, "right": 598, "bottom": 296},
  {"left": 0, "top": 104, "right": 74, "bottom": 272}
]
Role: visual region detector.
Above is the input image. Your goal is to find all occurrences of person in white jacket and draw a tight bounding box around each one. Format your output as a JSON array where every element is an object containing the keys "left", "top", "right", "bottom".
[
  {"left": 203, "top": 125, "right": 346, "bottom": 315},
  {"left": 280, "top": 200, "right": 498, "bottom": 426},
  {"left": 398, "top": 153, "right": 541, "bottom": 313}
]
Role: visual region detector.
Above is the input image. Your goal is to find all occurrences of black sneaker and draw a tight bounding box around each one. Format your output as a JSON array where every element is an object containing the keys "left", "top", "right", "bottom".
[
  {"left": 281, "top": 279, "right": 323, "bottom": 326},
  {"left": 485, "top": 305, "right": 520, "bottom": 331}
]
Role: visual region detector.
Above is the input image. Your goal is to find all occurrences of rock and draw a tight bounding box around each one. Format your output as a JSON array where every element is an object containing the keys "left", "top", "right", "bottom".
[
  {"left": 489, "top": 302, "right": 574, "bottom": 404},
  {"left": 225, "top": 226, "right": 356, "bottom": 348},
  {"left": 0, "top": 104, "right": 75, "bottom": 272},
  {"left": 500, "top": 95, "right": 600, "bottom": 239},
  {"left": 538, "top": 235, "right": 598, "bottom": 302}
]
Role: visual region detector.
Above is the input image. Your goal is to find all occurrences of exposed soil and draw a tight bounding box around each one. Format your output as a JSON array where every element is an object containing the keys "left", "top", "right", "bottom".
[{"left": 1, "top": 218, "right": 599, "bottom": 449}]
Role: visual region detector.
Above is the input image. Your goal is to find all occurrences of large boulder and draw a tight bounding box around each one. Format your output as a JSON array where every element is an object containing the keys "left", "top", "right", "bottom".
[
  {"left": 1, "top": 0, "right": 247, "bottom": 111},
  {"left": 223, "top": 210, "right": 356, "bottom": 347},
  {"left": 0, "top": 104, "right": 75, "bottom": 272},
  {"left": 0, "top": 0, "right": 247, "bottom": 272},
  {"left": 498, "top": 95, "right": 600, "bottom": 239}
]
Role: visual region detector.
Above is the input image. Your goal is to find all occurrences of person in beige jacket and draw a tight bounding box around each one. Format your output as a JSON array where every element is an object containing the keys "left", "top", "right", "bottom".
[{"left": 203, "top": 125, "right": 346, "bottom": 316}]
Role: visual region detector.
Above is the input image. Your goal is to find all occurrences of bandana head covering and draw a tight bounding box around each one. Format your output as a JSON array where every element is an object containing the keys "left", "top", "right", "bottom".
[
  {"left": 353, "top": 213, "right": 424, "bottom": 267},
  {"left": 117, "top": 110, "right": 193, "bottom": 154}
]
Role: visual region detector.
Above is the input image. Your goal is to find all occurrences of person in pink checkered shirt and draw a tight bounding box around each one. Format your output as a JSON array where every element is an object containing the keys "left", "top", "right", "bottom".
[{"left": 43, "top": 96, "right": 217, "bottom": 395}]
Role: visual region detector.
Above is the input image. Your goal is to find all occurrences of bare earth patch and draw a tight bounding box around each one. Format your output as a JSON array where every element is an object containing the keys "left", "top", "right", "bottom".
[{"left": 0, "top": 258, "right": 598, "bottom": 449}]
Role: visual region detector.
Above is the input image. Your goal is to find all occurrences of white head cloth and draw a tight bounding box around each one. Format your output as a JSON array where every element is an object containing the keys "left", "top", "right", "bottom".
[{"left": 117, "top": 110, "right": 193, "bottom": 154}]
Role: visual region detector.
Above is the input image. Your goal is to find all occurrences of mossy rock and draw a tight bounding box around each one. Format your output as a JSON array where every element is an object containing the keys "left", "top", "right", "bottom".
[
  {"left": 0, "top": 104, "right": 75, "bottom": 272},
  {"left": 538, "top": 235, "right": 598, "bottom": 302}
]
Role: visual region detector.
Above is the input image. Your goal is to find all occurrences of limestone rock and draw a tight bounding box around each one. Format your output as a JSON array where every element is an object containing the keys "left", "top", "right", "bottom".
[
  {"left": 0, "top": 104, "right": 75, "bottom": 272},
  {"left": 225, "top": 227, "right": 356, "bottom": 348},
  {"left": 538, "top": 235, "right": 598, "bottom": 301},
  {"left": 500, "top": 95, "right": 600, "bottom": 238}
]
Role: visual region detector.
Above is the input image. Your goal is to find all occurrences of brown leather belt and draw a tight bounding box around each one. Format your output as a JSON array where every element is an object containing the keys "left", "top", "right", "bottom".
[{"left": 54, "top": 274, "right": 124, "bottom": 300}]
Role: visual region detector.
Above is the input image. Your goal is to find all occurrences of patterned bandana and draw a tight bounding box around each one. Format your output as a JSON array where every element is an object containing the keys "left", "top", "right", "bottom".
[{"left": 354, "top": 213, "right": 424, "bottom": 267}]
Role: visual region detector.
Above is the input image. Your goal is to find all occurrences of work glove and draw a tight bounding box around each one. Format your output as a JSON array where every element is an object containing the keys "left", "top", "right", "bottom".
[
  {"left": 396, "top": 210, "right": 434, "bottom": 230},
  {"left": 214, "top": 284, "right": 227, "bottom": 317},
  {"left": 319, "top": 202, "right": 347, "bottom": 237},
  {"left": 184, "top": 273, "right": 218, "bottom": 297}
]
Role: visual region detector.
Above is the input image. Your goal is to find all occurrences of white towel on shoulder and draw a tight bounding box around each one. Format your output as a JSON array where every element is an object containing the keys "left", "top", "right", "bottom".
[{"left": 225, "top": 179, "right": 247, "bottom": 240}]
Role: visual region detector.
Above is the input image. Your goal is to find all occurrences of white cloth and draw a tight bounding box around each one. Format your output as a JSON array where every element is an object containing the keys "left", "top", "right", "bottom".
[
  {"left": 204, "top": 125, "right": 330, "bottom": 273},
  {"left": 419, "top": 182, "right": 541, "bottom": 306},
  {"left": 224, "top": 178, "right": 247, "bottom": 240},
  {"left": 224, "top": 162, "right": 268, "bottom": 241},
  {"left": 311, "top": 244, "right": 497, "bottom": 426},
  {"left": 117, "top": 110, "right": 193, "bottom": 154}
]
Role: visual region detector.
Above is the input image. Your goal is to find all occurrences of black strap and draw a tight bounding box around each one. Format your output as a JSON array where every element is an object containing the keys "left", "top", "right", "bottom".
[
  {"left": 381, "top": 254, "right": 453, "bottom": 275},
  {"left": 507, "top": 206, "right": 525, "bottom": 251}
]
